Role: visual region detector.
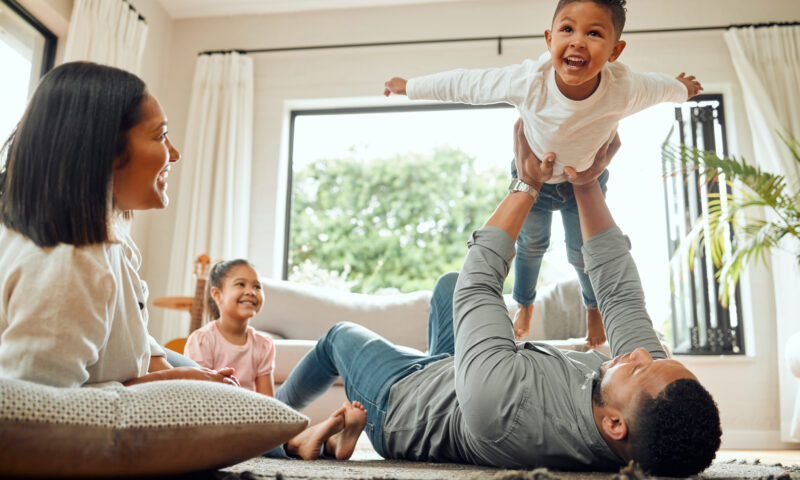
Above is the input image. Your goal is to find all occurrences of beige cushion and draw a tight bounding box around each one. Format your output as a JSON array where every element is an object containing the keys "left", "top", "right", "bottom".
[
  {"left": 0, "top": 377, "right": 308, "bottom": 477},
  {"left": 253, "top": 277, "right": 433, "bottom": 351}
]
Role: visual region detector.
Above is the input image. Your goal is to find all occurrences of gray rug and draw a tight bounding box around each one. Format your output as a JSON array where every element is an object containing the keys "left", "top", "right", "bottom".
[
  {"left": 198, "top": 437, "right": 800, "bottom": 480},
  {"left": 210, "top": 456, "right": 799, "bottom": 480}
]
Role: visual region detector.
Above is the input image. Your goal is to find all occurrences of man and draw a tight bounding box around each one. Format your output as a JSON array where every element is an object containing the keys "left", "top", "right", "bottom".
[{"left": 277, "top": 121, "right": 721, "bottom": 475}]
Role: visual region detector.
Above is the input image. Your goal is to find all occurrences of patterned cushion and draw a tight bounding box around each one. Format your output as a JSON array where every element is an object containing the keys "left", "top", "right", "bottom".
[{"left": 0, "top": 377, "right": 308, "bottom": 477}]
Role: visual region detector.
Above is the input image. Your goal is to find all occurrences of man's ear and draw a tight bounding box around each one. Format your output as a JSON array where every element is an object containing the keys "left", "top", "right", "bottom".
[
  {"left": 608, "top": 40, "right": 626, "bottom": 62},
  {"left": 544, "top": 30, "right": 552, "bottom": 50},
  {"left": 600, "top": 407, "right": 629, "bottom": 441}
]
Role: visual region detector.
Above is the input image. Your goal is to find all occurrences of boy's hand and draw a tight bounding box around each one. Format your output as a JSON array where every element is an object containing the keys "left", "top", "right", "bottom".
[
  {"left": 676, "top": 72, "right": 703, "bottom": 99},
  {"left": 384, "top": 77, "right": 407, "bottom": 96}
]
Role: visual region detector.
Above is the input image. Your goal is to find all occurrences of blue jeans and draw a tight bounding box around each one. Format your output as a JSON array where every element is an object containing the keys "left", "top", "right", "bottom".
[
  {"left": 510, "top": 161, "right": 609, "bottom": 308},
  {"left": 275, "top": 272, "right": 459, "bottom": 457}
]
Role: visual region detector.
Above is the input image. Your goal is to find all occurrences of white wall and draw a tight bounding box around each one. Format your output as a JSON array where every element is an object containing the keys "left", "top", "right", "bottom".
[
  {"left": 125, "top": 0, "right": 174, "bottom": 261},
  {"left": 134, "top": 0, "right": 797, "bottom": 448}
]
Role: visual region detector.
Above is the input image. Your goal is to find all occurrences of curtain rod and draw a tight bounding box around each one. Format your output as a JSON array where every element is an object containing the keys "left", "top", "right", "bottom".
[
  {"left": 124, "top": 0, "right": 147, "bottom": 24},
  {"left": 199, "top": 21, "right": 799, "bottom": 56}
]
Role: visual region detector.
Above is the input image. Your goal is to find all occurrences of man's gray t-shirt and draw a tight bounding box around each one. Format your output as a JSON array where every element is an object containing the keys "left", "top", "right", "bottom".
[{"left": 383, "top": 225, "right": 666, "bottom": 469}]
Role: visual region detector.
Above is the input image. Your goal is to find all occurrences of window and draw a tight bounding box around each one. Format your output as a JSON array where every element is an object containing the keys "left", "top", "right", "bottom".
[
  {"left": 286, "top": 102, "right": 678, "bottom": 338},
  {"left": 663, "top": 94, "right": 744, "bottom": 355},
  {"left": 0, "top": 0, "right": 56, "bottom": 141}
]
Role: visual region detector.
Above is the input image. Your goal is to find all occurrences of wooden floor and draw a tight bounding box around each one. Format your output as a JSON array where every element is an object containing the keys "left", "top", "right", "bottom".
[{"left": 717, "top": 450, "right": 800, "bottom": 466}]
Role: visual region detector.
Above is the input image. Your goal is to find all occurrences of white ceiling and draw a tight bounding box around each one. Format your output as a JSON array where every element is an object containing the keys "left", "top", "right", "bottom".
[{"left": 156, "top": 0, "right": 466, "bottom": 19}]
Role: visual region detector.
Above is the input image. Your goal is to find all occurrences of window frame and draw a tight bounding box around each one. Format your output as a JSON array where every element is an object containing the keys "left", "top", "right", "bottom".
[
  {"left": 283, "top": 103, "right": 513, "bottom": 280},
  {"left": 1, "top": 0, "right": 57, "bottom": 79},
  {"left": 663, "top": 93, "right": 745, "bottom": 355}
]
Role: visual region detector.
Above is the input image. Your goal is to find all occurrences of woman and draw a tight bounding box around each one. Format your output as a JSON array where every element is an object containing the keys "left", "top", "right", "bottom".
[
  {"left": 0, "top": 61, "right": 234, "bottom": 387},
  {"left": 0, "top": 62, "right": 362, "bottom": 459}
]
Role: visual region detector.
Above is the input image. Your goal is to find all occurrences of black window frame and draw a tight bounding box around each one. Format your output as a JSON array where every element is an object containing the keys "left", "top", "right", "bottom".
[
  {"left": 663, "top": 93, "right": 745, "bottom": 355},
  {"left": 1, "top": 0, "right": 57, "bottom": 79}
]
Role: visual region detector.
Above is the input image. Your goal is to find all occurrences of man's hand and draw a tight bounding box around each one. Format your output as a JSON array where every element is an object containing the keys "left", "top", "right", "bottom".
[
  {"left": 513, "top": 118, "right": 554, "bottom": 189},
  {"left": 384, "top": 77, "right": 408, "bottom": 96},
  {"left": 564, "top": 132, "right": 621, "bottom": 188},
  {"left": 676, "top": 72, "right": 703, "bottom": 99}
]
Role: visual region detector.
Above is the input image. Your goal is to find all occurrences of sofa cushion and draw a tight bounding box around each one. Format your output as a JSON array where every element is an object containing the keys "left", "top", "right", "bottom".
[
  {"left": 0, "top": 377, "right": 308, "bottom": 477},
  {"left": 253, "top": 277, "right": 433, "bottom": 352}
]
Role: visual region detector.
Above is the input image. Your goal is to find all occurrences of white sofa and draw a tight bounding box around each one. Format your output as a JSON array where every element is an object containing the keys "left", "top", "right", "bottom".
[{"left": 251, "top": 276, "right": 600, "bottom": 424}]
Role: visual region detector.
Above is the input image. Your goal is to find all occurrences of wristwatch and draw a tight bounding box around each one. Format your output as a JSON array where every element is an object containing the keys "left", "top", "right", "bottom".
[{"left": 508, "top": 178, "right": 539, "bottom": 201}]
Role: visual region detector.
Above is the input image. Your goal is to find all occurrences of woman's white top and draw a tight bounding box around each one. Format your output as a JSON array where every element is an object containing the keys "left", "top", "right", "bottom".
[{"left": 0, "top": 224, "right": 164, "bottom": 387}]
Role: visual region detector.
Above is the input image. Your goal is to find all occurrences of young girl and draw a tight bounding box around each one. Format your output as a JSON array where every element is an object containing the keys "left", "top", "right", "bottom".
[
  {"left": 186, "top": 259, "right": 275, "bottom": 394},
  {"left": 185, "top": 259, "right": 367, "bottom": 460}
]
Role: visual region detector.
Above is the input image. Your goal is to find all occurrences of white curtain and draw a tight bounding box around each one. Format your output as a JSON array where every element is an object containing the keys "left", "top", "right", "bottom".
[
  {"left": 63, "top": 0, "right": 147, "bottom": 74},
  {"left": 724, "top": 25, "right": 800, "bottom": 442},
  {"left": 161, "top": 53, "right": 254, "bottom": 342}
]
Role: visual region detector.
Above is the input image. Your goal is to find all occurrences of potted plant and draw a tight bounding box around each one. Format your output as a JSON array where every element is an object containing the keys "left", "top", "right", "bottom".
[{"left": 661, "top": 132, "right": 800, "bottom": 307}]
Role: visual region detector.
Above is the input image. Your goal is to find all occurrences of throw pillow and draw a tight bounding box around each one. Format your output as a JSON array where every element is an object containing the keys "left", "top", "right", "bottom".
[{"left": 0, "top": 377, "right": 308, "bottom": 477}]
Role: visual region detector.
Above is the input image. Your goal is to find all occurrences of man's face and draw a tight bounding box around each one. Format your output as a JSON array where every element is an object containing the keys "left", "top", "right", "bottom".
[
  {"left": 544, "top": 1, "right": 625, "bottom": 99},
  {"left": 597, "top": 347, "right": 696, "bottom": 412}
]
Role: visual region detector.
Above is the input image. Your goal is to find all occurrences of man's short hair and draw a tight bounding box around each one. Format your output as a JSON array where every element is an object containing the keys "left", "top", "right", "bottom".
[
  {"left": 630, "top": 378, "right": 722, "bottom": 476},
  {"left": 552, "top": 0, "right": 627, "bottom": 39}
]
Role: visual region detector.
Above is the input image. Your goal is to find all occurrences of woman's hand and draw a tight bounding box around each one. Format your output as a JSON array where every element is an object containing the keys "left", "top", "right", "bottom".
[
  {"left": 564, "top": 132, "right": 621, "bottom": 189},
  {"left": 513, "top": 119, "right": 554, "bottom": 189},
  {"left": 172, "top": 366, "right": 241, "bottom": 386},
  {"left": 123, "top": 366, "right": 240, "bottom": 387}
]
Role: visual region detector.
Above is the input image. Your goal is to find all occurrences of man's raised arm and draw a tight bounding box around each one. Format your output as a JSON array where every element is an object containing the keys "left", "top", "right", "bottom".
[
  {"left": 564, "top": 137, "right": 666, "bottom": 359},
  {"left": 450, "top": 121, "right": 554, "bottom": 438}
]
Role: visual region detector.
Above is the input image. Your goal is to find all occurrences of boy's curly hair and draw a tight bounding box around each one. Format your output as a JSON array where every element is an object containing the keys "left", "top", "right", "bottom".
[{"left": 553, "top": 0, "right": 627, "bottom": 38}]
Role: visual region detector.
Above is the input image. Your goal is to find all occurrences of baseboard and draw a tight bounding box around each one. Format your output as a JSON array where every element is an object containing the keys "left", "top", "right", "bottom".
[{"left": 722, "top": 429, "right": 800, "bottom": 449}]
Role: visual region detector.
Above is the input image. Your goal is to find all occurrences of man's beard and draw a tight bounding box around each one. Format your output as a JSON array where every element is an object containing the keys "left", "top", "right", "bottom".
[{"left": 591, "top": 368, "right": 605, "bottom": 407}]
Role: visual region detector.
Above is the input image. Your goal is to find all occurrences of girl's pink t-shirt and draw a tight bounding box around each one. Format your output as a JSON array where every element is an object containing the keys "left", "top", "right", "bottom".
[{"left": 184, "top": 321, "right": 275, "bottom": 392}]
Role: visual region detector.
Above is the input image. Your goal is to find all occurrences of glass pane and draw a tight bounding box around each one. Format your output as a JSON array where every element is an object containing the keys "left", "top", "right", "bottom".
[
  {"left": 0, "top": 2, "right": 46, "bottom": 141},
  {"left": 288, "top": 103, "right": 676, "bottom": 334}
]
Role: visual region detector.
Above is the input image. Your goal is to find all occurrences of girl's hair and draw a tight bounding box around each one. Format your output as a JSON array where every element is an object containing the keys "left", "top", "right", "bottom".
[
  {"left": 0, "top": 61, "right": 147, "bottom": 247},
  {"left": 205, "top": 259, "right": 257, "bottom": 320}
]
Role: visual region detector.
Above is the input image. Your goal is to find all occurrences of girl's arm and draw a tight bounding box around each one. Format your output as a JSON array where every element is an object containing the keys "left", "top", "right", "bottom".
[{"left": 255, "top": 374, "right": 275, "bottom": 397}]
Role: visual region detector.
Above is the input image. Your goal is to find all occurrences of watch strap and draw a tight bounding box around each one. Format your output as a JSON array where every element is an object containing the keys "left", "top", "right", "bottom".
[{"left": 508, "top": 178, "right": 539, "bottom": 201}]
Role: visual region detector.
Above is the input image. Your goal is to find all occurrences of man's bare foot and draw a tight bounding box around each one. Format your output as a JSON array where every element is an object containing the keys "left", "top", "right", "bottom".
[
  {"left": 585, "top": 307, "right": 606, "bottom": 348},
  {"left": 513, "top": 304, "right": 534, "bottom": 340},
  {"left": 285, "top": 406, "right": 345, "bottom": 460},
  {"left": 325, "top": 401, "right": 367, "bottom": 460}
]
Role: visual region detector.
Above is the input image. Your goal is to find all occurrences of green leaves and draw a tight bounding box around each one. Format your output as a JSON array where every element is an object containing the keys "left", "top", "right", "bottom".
[
  {"left": 662, "top": 133, "right": 800, "bottom": 306},
  {"left": 289, "top": 148, "right": 508, "bottom": 293}
]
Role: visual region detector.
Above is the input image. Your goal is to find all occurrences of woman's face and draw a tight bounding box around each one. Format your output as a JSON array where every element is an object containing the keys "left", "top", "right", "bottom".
[{"left": 112, "top": 93, "right": 181, "bottom": 211}]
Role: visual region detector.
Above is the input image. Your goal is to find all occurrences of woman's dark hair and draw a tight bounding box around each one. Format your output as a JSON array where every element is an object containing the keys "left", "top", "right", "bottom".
[
  {"left": 0, "top": 61, "right": 147, "bottom": 247},
  {"left": 206, "top": 259, "right": 257, "bottom": 320}
]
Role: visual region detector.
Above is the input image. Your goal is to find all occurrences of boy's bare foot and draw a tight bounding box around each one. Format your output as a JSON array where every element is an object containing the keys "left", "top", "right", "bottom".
[
  {"left": 585, "top": 307, "right": 606, "bottom": 348},
  {"left": 325, "top": 401, "right": 368, "bottom": 460},
  {"left": 286, "top": 405, "right": 345, "bottom": 460},
  {"left": 513, "top": 304, "right": 534, "bottom": 340}
]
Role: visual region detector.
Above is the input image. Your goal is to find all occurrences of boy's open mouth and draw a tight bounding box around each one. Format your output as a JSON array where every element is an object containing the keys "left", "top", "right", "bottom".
[{"left": 564, "top": 56, "right": 587, "bottom": 67}]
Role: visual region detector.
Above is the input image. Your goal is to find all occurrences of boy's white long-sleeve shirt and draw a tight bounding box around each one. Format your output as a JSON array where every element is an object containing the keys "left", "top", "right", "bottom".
[
  {"left": 406, "top": 52, "right": 688, "bottom": 183},
  {"left": 0, "top": 225, "right": 164, "bottom": 387}
]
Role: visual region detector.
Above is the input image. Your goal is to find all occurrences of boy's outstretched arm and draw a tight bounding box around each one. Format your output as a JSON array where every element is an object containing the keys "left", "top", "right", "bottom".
[
  {"left": 676, "top": 72, "right": 703, "bottom": 99},
  {"left": 384, "top": 77, "right": 407, "bottom": 96}
]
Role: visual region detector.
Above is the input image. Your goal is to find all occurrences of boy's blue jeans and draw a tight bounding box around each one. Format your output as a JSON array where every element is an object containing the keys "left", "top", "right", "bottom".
[
  {"left": 275, "top": 272, "right": 459, "bottom": 457},
  {"left": 510, "top": 161, "right": 609, "bottom": 308}
]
